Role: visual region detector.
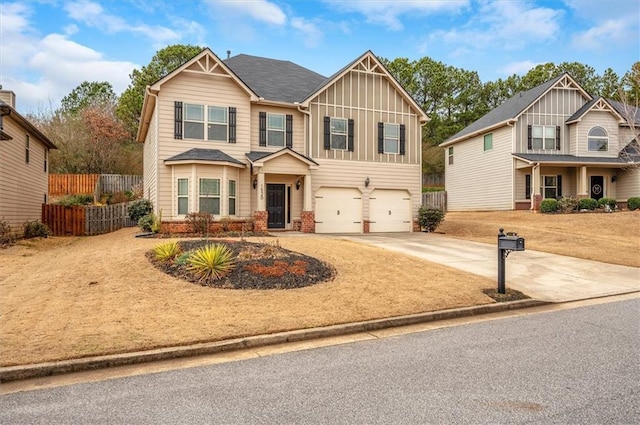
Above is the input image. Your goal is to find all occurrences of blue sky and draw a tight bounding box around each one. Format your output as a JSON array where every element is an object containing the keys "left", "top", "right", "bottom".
[{"left": 1, "top": 0, "right": 638, "bottom": 113}]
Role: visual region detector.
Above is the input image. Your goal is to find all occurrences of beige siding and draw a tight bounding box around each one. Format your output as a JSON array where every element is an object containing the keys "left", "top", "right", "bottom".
[
  {"left": 0, "top": 117, "right": 49, "bottom": 233},
  {"left": 616, "top": 168, "right": 640, "bottom": 200},
  {"left": 250, "top": 105, "right": 305, "bottom": 153},
  {"left": 143, "top": 106, "right": 158, "bottom": 210},
  {"left": 307, "top": 69, "right": 421, "bottom": 165},
  {"left": 311, "top": 159, "right": 421, "bottom": 220},
  {"left": 446, "top": 126, "right": 513, "bottom": 211},
  {"left": 574, "top": 111, "right": 620, "bottom": 158}
]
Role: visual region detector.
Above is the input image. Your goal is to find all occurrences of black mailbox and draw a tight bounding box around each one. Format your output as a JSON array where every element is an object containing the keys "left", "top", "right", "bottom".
[{"left": 498, "top": 235, "right": 525, "bottom": 251}]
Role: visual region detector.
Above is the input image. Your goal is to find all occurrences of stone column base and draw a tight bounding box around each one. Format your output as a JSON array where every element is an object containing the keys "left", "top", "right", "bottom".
[
  {"left": 301, "top": 211, "right": 315, "bottom": 233},
  {"left": 532, "top": 194, "right": 543, "bottom": 212},
  {"left": 253, "top": 211, "right": 268, "bottom": 233}
]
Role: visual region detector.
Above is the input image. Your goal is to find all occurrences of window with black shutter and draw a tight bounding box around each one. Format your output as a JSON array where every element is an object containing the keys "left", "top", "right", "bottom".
[
  {"left": 525, "top": 174, "right": 531, "bottom": 200},
  {"left": 259, "top": 112, "right": 266, "bottom": 147},
  {"left": 557, "top": 175, "right": 562, "bottom": 197},
  {"left": 228, "top": 107, "right": 236, "bottom": 143},
  {"left": 323, "top": 116, "right": 331, "bottom": 150},
  {"left": 377, "top": 122, "right": 384, "bottom": 154},
  {"left": 527, "top": 124, "right": 532, "bottom": 150},
  {"left": 347, "top": 119, "right": 354, "bottom": 152},
  {"left": 555, "top": 126, "right": 561, "bottom": 150},
  {"left": 285, "top": 114, "right": 293, "bottom": 148},
  {"left": 399, "top": 124, "right": 406, "bottom": 155},
  {"left": 174, "top": 101, "right": 183, "bottom": 139}
]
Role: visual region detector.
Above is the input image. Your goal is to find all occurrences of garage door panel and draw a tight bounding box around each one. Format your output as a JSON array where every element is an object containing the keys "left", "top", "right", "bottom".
[
  {"left": 315, "top": 188, "right": 362, "bottom": 233},
  {"left": 369, "top": 189, "right": 411, "bottom": 232}
]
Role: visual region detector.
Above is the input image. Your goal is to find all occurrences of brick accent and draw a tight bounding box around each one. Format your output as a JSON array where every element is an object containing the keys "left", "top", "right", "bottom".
[
  {"left": 515, "top": 201, "right": 531, "bottom": 211},
  {"left": 292, "top": 219, "right": 302, "bottom": 231},
  {"left": 160, "top": 219, "right": 253, "bottom": 234},
  {"left": 253, "top": 211, "right": 268, "bottom": 233},
  {"left": 412, "top": 220, "right": 421, "bottom": 232},
  {"left": 363, "top": 220, "right": 370, "bottom": 233},
  {"left": 300, "top": 211, "right": 315, "bottom": 233},
  {"left": 532, "top": 194, "right": 543, "bottom": 212}
]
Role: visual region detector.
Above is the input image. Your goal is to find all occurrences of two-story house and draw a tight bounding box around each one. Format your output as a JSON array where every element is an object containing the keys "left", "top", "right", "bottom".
[
  {"left": 137, "top": 48, "right": 428, "bottom": 233},
  {"left": 441, "top": 73, "right": 639, "bottom": 211},
  {"left": 0, "top": 90, "right": 57, "bottom": 235}
]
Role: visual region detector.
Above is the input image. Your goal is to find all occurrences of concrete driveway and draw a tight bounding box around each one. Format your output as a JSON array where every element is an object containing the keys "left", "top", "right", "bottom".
[{"left": 334, "top": 233, "right": 640, "bottom": 303}]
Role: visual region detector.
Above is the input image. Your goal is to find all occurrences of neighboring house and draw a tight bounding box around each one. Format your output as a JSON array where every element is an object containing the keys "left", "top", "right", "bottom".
[
  {"left": 441, "top": 73, "right": 640, "bottom": 211},
  {"left": 0, "top": 90, "right": 57, "bottom": 235},
  {"left": 137, "top": 49, "right": 427, "bottom": 233}
]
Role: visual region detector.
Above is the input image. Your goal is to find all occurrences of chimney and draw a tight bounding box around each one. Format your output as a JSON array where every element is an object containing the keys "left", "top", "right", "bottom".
[
  {"left": 227, "top": 50, "right": 231, "bottom": 59},
  {"left": 0, "top": 89, "right": 16, "bottom": 109}
]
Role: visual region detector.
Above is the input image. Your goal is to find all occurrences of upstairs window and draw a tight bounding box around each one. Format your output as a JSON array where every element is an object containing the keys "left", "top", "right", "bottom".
[
  {"left": 207, "top": 106, "right": 228, "bottom": 141},
  {"left": 184, "top": 104, "right": 205, "bottom": 139},
  {"left": 383, "top": 123, "right": 399, "bottom": 154},
  {"left": 588, "top": 126, "right": 608, "bottom": 152},
  {"left": 484, "top": 133, "right": 493, "bottom": 151},
  {"left": 178, "top": 103, "right": 232, "bottom": 142},
  {"left": 267, "top": 113, "right": 285, "bottom": 147},
  {"left": 448, "top": 147, "right": 454, "bottom": 165},
  {"left": 330, "top": 118, "right": 347, "bottom": 150},
  {"left": 528, "top": 125, "right": 560, "bottom": 150}
]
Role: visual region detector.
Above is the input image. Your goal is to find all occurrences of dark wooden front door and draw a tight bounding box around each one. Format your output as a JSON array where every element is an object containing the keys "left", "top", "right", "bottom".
[
  {"left": 267, "top": 184, "right": 285, "bottom": 229},
  {"left": 590, "top": 176, "right": 604, "bottom": 200}
]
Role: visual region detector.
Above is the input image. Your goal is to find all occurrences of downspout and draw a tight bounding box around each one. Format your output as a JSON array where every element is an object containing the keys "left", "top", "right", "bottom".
[{"left": 297, "top": 103, "right": 312, "bottom": 157}]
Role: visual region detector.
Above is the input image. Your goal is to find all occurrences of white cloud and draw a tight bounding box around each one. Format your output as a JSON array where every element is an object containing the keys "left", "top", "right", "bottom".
[
  {"left": 324, "top": 0, "right": 469, "bottom": 31},
  {"left": 501, "top": 60, "right": 540, "bottom": 76},
  {"left": 205, "top": 0, "right": 287, "bottom": 26},
  {"left": 291, "top": 17, "right": 323, "bottom": 47}
]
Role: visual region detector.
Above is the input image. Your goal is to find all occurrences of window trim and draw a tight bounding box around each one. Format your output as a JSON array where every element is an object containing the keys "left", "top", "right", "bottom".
[
  {"left": 542, "top": 175, "right": 558, "bottom": 199},
  {"left": 266, "top": 112, "right": 285, "bottom": 147},
  {"left": 182, "top": 103, "right": 230, "bottom": 142},
  {"left": 483, "top": 133, "right": 493, "bottom": 151},
  {"left": 177, "top": 178, "right": 189, "bottom": 216},
  {"left": 207, "top": 105, "right": 228, "bottom": 142},
  {"left": 448, "top": 146, "right": 454, "bottom": 165},
  {"left": 199, "top": 178, "right": 221, "bottom": 215},
  {"left": 228, "top": 180, "right": 236, "bottom": 216},
  {"left": 588, "top": 126, "right": 609, "bottom": 152},
  {"left": 383, "top": 123, "right": 400, "bottom": 154}
]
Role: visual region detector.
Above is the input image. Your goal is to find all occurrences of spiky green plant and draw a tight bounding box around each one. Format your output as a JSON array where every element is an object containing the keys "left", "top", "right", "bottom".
[
  {"left": 187, "top": 244, "right": 236, "bottom": 281},
  {"left": 153, "top": 241, "right": 181, "bottom": 262}
]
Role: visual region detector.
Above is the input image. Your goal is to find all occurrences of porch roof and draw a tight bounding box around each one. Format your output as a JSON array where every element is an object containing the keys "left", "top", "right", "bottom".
[
  {"left": 164, "top": 148, "right": 245, "bottom": 167},
  {"left": 247, "top": 148, "right": 319, "bottom": 166},
  {"left": 513, "top": 153, "right": 638, "bottom": 167}
]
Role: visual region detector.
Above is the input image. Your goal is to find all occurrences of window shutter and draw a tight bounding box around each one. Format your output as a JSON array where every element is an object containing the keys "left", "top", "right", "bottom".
[
  {"left": 228, "top": 107, "right": 236, "bottom": 143},
  {"left": 399, "top": 124, "right": 406, "bottom": 155},
  {"left": 557, "top": 175, "right": 562, "bottom": 197},
  {"left": 555, "top": 125, "right": 561, "bottom": 150},
  {"left": 323, "top": 116, "right": 331, "bottom": 150},
  {"left": 347, "top": 119, "right": 354, "bottom": 152},
  {"left": 525, "top": 174, "right": 531, "bottom": 200},
  {"left": 378, "top": 122, "right": 384, "bottom": 154},
  {"left": 286, "top": 114, "right": 293, "bottom": 148},
  {"left": 259, "top": 112, "right": 266, "bottom": 147},
  {"left": 174, "top": 101, "right": 183, "bottom": 139},
  {"left": 527, "top": 124, "right": 532, "bottom": 150}
]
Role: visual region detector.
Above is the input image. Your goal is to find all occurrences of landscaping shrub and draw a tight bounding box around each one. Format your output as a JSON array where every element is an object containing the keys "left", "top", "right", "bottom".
[
  {"left": 138, "top": 214, "right": 154, "bottom": 232},
  {"left": 57, "top": 194, "right": 94, "bottom": 206},
  {"left": 418, "top": 206, "right": 445, "bottom": 232},
  {"left": 578, "top": 198, "right": 598, "bottom": 211},
  {"left": 186, "top": 212, "right": 213, "bottom": 235},
  {"left": 128, "top": 199, "right": 153, "bottom": 222},
  {"left": 153, "top": 241, "right": 181, "bottom": 262},
  {"left": 627, "top": 197, "right": 640, "bottom": 211},
  {"left": 187, "top": 244, "right": 235, "bottom": 281},
  {"left": 557, "top": 196, "right": 578, "bottom": 213},
  {"left": 597, "top": 197, "right": 617, "bottom": 210},
  {"left": 0, "top": 219, "right": 13, "bottom": 247},
  {"left": 23, "top": 220, "right": 50, "bottom": 239},
  {"left": 540, "top": 198, "right": 559, "bottom": 213},
  {"left": 151, "top": 210, "right": 162, "bottom": 233}
]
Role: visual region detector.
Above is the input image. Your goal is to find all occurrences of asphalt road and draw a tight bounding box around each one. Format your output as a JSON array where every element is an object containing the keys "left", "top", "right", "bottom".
[{"left": 1, "top": 298, "right": 639, "bottom": 424}]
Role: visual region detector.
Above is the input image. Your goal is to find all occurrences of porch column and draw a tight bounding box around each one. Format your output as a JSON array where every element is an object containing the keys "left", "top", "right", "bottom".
[
  {"left": 257, "top": 172, "right": 266, "bottom": 210},
  {"left": 531, "top": 164, "right": 542, "bottom": 211},
  {"left": 301, "top": 173, "right": 315, "bottom": 233},
  {"left": 253, "top": 171, "right": 268, "bottom": 233},
  {"left": 303, "top": 173, "right": 312, "bottom": 211},
  {"left": 578, "top": 165, "right": 588, "bottom": 198}
]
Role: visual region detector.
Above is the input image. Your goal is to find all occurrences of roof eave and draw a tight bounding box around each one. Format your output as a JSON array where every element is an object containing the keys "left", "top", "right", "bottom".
[
  {"left": 164, "top": 159, "right": 246, "bottom": 168},
  {"left": 440, "top": 119, "right": 516, "bottom": 147}
]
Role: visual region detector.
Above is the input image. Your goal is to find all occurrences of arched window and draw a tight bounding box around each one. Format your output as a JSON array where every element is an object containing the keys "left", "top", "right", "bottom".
[{"left": 588, "top": 126, "right": 608, "bottom": 152}]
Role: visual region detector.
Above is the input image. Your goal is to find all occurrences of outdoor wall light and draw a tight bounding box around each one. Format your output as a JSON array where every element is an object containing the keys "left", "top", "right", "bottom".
[
  {"left": 611, "top": 175, "right": 617, "bottom": 182},
  {"left": 253, "top": 177, "right": 257, "bottom": 189},
  {"left": 296, "top": 179, "right": 301, "bottom": 190},
  {"left": 364, "top": 176, "right": 370, "bottom": 187}
]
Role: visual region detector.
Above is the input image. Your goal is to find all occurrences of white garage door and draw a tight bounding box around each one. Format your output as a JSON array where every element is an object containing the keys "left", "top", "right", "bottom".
[
  {"left": 315, "top": 188, "right": 362, "bottom": 233},
  {"left": 369, "top": 189, "right": 412, "bottom": 232}
]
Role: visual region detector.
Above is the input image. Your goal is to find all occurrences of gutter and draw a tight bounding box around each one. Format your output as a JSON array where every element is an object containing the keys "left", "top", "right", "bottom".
[
  {"left": 440, "top": 119, "right": 516, "bottom": 148},
  {"left": 297, "top": 103, "right": 312, "bottom": 159}
]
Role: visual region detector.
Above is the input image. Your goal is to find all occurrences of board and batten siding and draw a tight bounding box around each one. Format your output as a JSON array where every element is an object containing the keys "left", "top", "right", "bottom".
[
  {"left": 0, "top": 117, "right": 49, "bottom": 233},
  {"left": 142, "top": 106, "right": 158, "bottom": 210},
  {"left": 515, "top": 87, "right": 589, "bottom": 155},
  {"left": 446, "top": 126, "right": 513, "bottom": 211},
  {"left": 311, "top": 159, "right": 421, "bottom": 221},
  {"left": 307, "top": 69, "right": 421, "bottom": 165}
]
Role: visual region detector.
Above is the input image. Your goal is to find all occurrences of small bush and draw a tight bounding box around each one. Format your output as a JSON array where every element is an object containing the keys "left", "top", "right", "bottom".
[
  {"left": 219, "top": 216, "right": 232, "bottom": 232},
  {"left": 153, "top": 241, "right": 181, "bottom": 262},
  {"left": 128, "top": 199, "right": 153, "bottom": 222},
  {"left": 109, "top": 191, "right": 131, "bottom": 204},
  {"left": 23, "top": 220, "right": 50, "bottom": 239},
  {"left": 151, "top": 210, "right": 162, "bottom": 233},
  {"left": 578, "top": 198, "right": 598, "bottom": 211},
  {"left": 187, "top": 244, "right": 236, "bottom": 281},
  {"left": 175, "top": 251, "right": 192, "bottom": 266},
  {"left": 540, "top": 198, "right": 559, "bottom": 213},
  {"left": 0, "top": 219, "right": 13, "bottom": 247},
  {"left": 418, "top": 207, "right": 445, "bottom": 232},
  {"left": 57, "top": 194, "right": 94, "bottom": 206},
  {"left": 186, "top": 212, "right": 213, "bottom": 235},
  {"left": 138, "top": 214, "right": 154, "bottom": 232},
  {"left": 628, "top": 197, "right": 640, "bottom": 211},
  {"left": 597, "top": 197, "right": 617, "bottom": 210},
  {"left": 557, "top": 196, "right": 578, "bottom": 213}
]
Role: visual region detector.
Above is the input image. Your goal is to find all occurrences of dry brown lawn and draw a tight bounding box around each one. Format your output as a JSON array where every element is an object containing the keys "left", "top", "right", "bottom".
[{"left": 1, "top": 210, "right": 637, "bottom": 367}]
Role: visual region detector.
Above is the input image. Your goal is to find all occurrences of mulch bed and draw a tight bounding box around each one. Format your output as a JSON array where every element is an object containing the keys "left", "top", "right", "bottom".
[
  {"left": 482, "top": 288, "right": 530, "bottom": 302},
  {"left": 147, "top": 239, "right": 335, "bottom": 290}
]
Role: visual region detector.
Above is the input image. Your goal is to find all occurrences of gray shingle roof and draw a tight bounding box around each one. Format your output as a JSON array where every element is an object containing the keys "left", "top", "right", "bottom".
[
  {"left": 444, "top": 74, "right": 567, "bottom": 144},
  {"left": 164, "top": 148, "right": 244, "bottom": 165},
  {"left": 566, "top": 96, "right": 600, "bottom": 123},
  {"left": 513, "top": 153, "right": 637, "bottom": 165},
  {"left": 608, "top": 99, "right": 640, "bottom": 125},
  {"left": 224, "top": 54, "right": 327, "bottom": 103}
]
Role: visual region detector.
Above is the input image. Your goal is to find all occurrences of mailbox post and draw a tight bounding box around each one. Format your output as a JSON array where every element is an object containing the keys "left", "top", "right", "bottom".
[{"left": 497, "top": 228, "right": 525, "bottom": 294}]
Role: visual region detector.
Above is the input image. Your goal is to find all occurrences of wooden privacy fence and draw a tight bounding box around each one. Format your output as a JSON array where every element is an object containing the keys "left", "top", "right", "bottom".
[
  {"left": 49, "top": 174, "right": 100, "bottom": 196},
  {"left": 42, "top": 202, "right": 137, "bottom": 236},
  {"left": 422, "top": 191, "right": 447, "bottom": 211},
  {"left": 96, "top": 174, "right": 143, "bottom": 197}
]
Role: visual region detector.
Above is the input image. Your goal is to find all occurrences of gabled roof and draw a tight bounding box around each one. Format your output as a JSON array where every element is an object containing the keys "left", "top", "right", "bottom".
[
  {"left": 513, "top": 153, "right": 637, "bottom": 166},
  {"left": 164, "top": 148, "right": 245, "bottom": 167},
  {"left": 566, "top": 96, "right": 624, "bottom": 124},
  {"left": 442, "top": 73, "right": 590, "bottom": 146},
  {"left": 223, "top": 54, "right": 327, "bottom": 104},
  {"left": 0, "top": 100, "right": 56, "bottom": 148},
  {"left": 246, "top": 148, "right": 319, "bottom": 167},
  {"left": 608, "top": 99, "right": 640, "bottom": 125}
]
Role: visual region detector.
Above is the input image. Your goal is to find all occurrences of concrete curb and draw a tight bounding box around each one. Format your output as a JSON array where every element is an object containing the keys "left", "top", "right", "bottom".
[{"left": 0, "top": 299, "right": 548, "bottom": 383}]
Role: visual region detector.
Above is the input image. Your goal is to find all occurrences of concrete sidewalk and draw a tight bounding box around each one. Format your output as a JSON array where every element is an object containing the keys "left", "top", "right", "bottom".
[{"left": 336, "top": 233, "right": 640, "bottom": 303}]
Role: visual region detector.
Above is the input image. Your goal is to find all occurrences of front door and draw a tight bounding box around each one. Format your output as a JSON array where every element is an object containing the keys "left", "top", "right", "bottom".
[
  {"left": 590, "top": 176, "right": 604, "bottom": 200},
  {"left": 267, "top": 184, "right": 285, "bottom": 229}
]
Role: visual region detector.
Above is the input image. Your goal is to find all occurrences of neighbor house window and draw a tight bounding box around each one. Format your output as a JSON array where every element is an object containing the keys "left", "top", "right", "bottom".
[
  {"left": 44, "top": 148, "right": 48, "bottom": 172},
  {"left": 543, "top": 175, "right": 557, "bottom": 199},
  {"left": 228, "top": 180, "right": 236, "bottom": 216},
  {"left": 25, "top": 135, "right": 30, "bottom": 164},
  {"left": 531, "top": 125, "right": 556, "bottom": 150},
  {"left": 383, "top": 123, "right": 399, "bottom": 154},
  {"left": 267, "top": 113, "right": 285, "bottom": 147},
  {"left": 448, "top": 147, "right": 454, "bottom": 165},
  {"left": 484, "top": 133, "right": 493, "bottom": 151},
  {"left": 330, "top": 118, "right": 347, "bottom": 150},
  {"left": 588, "top": 126, "right": 608, "bottom": 151},
  {"left": 177, "top": 178, "right": 189, "bottom": 215},
  {"left": 199, "top": 178, "right": 220, "bottom": 215}
]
